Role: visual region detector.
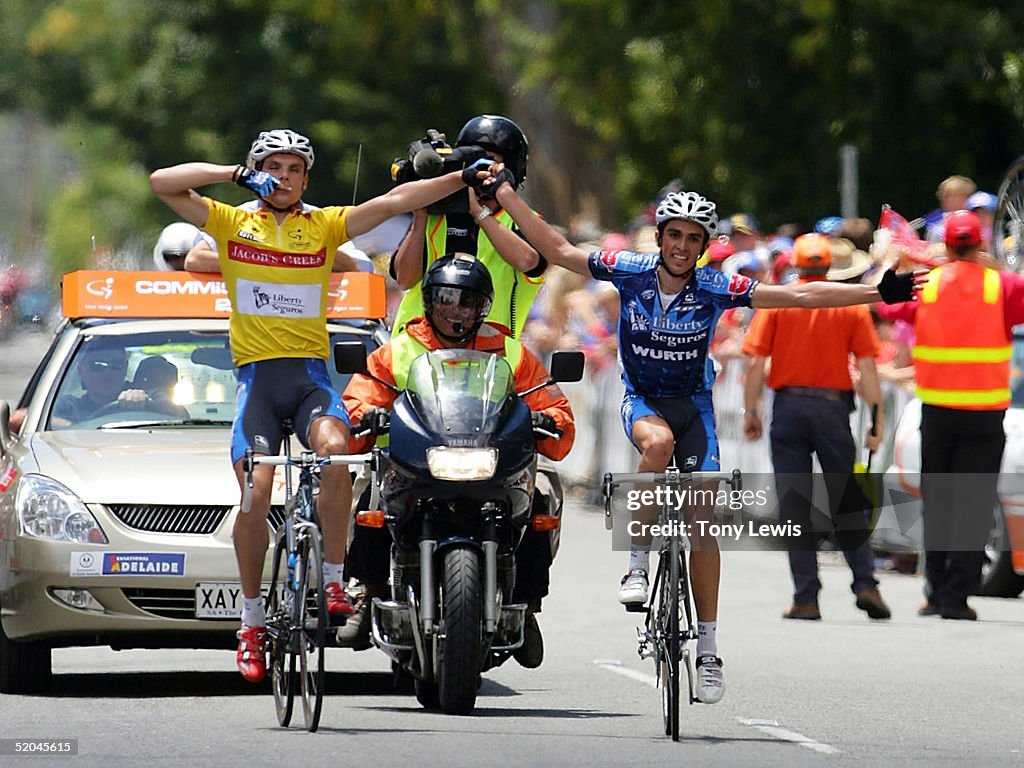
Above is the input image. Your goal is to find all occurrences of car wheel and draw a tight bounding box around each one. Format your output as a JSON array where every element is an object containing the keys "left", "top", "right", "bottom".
[
  {"left": 0, "top": 609, "right": 52, "bottom": 694},
  {"left": 978, "top": 504, "right": 1024, "bottom": 598}
]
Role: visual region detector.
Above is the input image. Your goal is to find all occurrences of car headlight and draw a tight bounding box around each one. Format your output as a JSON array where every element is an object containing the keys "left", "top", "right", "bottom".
[
  {"left": 16, "top": 474, "right": 109, "bottom": 544},
  {"left": 426, "top": 447, "right": 498, "bottom": 481}
]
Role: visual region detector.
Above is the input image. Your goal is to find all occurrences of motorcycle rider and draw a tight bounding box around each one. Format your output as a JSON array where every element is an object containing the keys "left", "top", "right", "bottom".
[{"left": 343, "top": 253, "right": 575, "bottom": 667}]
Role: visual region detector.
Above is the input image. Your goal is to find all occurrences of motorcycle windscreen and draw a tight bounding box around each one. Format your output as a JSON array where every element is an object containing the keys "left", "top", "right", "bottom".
[{"left": 405, "top": 349, "right": 515, "bottom": 437}]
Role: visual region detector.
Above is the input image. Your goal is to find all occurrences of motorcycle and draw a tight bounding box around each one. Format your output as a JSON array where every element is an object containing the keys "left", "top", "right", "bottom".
[{"left": 335, "top": 342, "right": 583, "bottom": 714}]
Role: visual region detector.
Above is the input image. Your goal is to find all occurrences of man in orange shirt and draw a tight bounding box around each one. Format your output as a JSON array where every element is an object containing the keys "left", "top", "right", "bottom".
[{"left": 742, "top": 233, "right": 891, "bottom": 621}]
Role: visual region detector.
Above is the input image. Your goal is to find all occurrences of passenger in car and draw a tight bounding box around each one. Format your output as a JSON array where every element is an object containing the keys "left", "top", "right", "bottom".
[{"left": 131, "top": 355, "right": 190, "bottom": 419}]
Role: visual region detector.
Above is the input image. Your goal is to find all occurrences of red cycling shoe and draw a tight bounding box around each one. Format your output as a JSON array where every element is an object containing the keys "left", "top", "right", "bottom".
[{"left": 236, "top": 624, "right": 267, "bottom": 683}]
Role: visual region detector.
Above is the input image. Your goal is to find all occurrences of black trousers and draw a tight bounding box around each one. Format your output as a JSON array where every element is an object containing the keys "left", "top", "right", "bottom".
[{"left": 919, "top": 405, "right": 1005, "bottom": 609}]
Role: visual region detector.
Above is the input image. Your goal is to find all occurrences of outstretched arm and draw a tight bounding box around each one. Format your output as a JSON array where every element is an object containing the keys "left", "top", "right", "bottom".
[
  {"left": 752, "top": 268, "right": 922, "bottom": 309},
  {"left": 346, "top": 171, "right": 473, "bottom": 239},
  {"left": 492, "top": 177, "right": 591, "bottom": 276},
  {"left": 391, "top": 210, "right": 429, "bottom": 289}
]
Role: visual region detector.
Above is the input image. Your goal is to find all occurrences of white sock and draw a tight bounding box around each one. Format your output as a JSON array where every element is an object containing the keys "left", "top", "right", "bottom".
[
  {"left": 628, "top": 548, "right": 650, "bottom": 575},
  {"left": 241, "top": 596, "right": 265, "bottom": 628},
  {"left": 322, "top": 561, "right": 345, "bottom": 586},
  {"left": 697, "top": 621, "right": 718, "bottom": 658}
]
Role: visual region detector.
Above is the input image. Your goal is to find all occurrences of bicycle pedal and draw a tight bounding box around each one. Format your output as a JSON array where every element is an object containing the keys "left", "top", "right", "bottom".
[{"left": 623, "top": 603, "right": 647, "bottom": 613}]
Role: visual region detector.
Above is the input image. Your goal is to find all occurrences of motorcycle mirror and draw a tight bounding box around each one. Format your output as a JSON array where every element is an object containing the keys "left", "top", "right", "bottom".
[
  {"left": 548, "top": 350, "right": 585, "bottom": 383},
  {"left": 517, "top": 350, "right": 586, "bottom": 398},
  {"left": 334, "top": 341, "right": 369, "bottom": 375}
]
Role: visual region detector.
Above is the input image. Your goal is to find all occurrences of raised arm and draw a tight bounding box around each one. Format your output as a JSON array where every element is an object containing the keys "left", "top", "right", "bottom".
[
  {"left": 150, "top": 163, "right": 238, "bottom": 227},
  {"left": 468, "top": 189, "right": 542, "bottom": 273},
  {"left": 346, "top": 171, "right": 472, "bottom": 239},
  {"left": 492, "top": 178, "right": 591, "bottom": 276},
  {"left": 391, "top": 210, "right": 429, "bottom": 289}
]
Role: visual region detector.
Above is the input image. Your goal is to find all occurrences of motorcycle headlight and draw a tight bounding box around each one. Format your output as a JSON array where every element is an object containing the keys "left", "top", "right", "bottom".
[
  {"left": 17, "top": 475, "right": 109, "bottom": 544},
  {"left": 426, "top": 447, "right": 498, "bottom": 481}
]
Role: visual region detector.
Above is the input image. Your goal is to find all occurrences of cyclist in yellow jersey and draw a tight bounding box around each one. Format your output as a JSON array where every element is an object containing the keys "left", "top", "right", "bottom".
[{"left": 150, "top": 128, "right": 488, "bottom": 683}]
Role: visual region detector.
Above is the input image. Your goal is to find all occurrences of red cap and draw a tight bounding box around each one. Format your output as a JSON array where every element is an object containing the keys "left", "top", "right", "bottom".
[{"left": 944, "top": 210, "right": 982, "bottom": 247}]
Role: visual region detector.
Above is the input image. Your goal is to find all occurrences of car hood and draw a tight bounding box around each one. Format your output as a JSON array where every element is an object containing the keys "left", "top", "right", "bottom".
[{"left": 27, "top": 430, "right": 239, "bottom": 505}]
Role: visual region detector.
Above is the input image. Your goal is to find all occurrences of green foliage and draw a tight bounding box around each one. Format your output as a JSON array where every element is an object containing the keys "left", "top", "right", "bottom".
[{"left": 3, "top": 0, "right": 1024, "bottom": 260}]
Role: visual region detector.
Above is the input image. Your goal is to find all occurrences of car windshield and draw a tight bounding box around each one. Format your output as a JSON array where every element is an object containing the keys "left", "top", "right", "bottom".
[
  {"left": 46, "top": 327, "right": 379, "bottom": 430},
  {"left": 48, "top": 331, "right": 236, "bottom": 429}
]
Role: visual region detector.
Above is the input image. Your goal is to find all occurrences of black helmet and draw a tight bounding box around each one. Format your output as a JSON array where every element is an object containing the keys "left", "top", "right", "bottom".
[
  {"left": 422, "top": 253, "right": 494, "bottom": 342},
  {"left": 456, "top": 115, "right": 528, "bottom": 189}
]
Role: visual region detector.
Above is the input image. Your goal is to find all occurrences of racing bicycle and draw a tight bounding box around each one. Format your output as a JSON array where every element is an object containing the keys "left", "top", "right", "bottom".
[
  {"left": 241, "top": 423, "right": 375, "bottom": 732},
  {"left": 602, "top": 465, "right": 741, "bottom": 741}
]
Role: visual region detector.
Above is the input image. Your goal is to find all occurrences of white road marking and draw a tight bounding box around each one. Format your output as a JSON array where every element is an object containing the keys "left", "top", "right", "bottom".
[
  {"left": 738, "top": 718, "right": 841, "bottom": 754},
  {"left": 594, "top": 660, "right": 840, "bottom": 755},
  {"left": 593, "top": 659, "right": 658, "bottom": 687}
]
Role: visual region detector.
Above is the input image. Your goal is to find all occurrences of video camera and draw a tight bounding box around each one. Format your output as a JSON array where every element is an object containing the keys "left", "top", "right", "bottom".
[{"left": 390, "top": 130, "right": 490, "bottom": 215}]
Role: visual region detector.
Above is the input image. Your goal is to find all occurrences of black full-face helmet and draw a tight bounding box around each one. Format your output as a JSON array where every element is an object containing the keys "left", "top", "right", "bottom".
[
  {"left": 456, "top": 115, "right": 528, "bottom": 189},
  {"left": 422, "top": 253, "right": 494, "bottom": 343}
]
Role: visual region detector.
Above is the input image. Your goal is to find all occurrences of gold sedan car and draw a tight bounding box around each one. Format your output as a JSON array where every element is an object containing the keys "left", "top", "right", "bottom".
[{"left": 0, "top": 270, "right": 386, "bottom": 693}]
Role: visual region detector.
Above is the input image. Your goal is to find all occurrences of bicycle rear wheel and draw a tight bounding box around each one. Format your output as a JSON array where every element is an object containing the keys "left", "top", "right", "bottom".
[
  {"left": 995, "top": 155, "right": 1024, "bottom": 272},
  {"left": 267, "top": 528, "right": 295, "bottom": 727},
  {"left": 297, "top": 528, "right": 327, "bottom": 732}
]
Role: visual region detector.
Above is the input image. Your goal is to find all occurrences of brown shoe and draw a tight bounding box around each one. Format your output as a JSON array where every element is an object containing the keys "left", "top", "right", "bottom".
[
  {"left": 855, "top": 589, "right": 891, "bottom": 620},
  {"left": 940, "top": 603, "right": 978, "bottom": 621},
  {"left": 917, "top": 600, "right": 940, "bottom": 617},
  {"left": 782, "top": 603, "right": 821, "bottom": 620}
]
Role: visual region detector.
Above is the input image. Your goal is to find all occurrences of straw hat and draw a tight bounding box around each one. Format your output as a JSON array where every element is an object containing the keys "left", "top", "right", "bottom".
[{"left": 826, "top": 237, "right": 873, "bottom": 282}]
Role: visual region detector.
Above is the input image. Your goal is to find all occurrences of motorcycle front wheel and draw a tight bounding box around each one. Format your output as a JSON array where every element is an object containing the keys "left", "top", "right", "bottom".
[{"left": 437, "top": 545, "right": 483, "bottom": 715}]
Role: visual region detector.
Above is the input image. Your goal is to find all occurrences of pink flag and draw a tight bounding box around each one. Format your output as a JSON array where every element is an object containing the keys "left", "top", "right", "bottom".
[{"left": 878, "top": 205, "right": 939, "bottom": 266}]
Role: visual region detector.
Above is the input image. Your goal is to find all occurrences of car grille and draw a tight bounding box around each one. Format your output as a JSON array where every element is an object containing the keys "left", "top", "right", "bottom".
[
  {"left": 122, "top": 588, "right": 207, "bottom": 620},
  {"left": 106, "top": 504, "right": 289, "bottom": 535}
]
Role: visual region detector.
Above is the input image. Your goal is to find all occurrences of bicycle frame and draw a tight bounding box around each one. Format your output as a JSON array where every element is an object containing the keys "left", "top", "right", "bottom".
[{"left": 603, "top": 466, "right": 741, "bottom": 740}]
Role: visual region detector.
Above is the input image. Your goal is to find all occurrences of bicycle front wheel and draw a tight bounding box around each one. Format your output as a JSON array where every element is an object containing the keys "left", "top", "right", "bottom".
[
  {"left": 297, "top": 528, "right": 327, "bottom": 732},
  {"left": 267, "top": 528, "right": 295, "bottom": 728},
  {"left": 658, "top": 537, "right": 681, "bottom": 741},
  {"left": 995, "top": 155, "right": 1024, "bottom": 272}
]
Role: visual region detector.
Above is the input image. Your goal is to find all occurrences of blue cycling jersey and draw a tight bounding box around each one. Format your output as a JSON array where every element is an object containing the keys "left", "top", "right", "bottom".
[{"left": 588, "top": 249, "right": 758, "bottom": 398}]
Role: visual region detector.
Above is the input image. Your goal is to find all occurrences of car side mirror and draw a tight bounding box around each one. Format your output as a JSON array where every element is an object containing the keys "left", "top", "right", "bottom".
[
  {"left": 548, "top": 350, "right": 585, "bottom": 384},
  {"left": 334, "top": 341, "right": 369, "bottom": 375}
]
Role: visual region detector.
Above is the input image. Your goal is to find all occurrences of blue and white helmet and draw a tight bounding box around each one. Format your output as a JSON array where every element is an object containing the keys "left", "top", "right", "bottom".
[
  {"left": 246, "top": 129, "right": 315, "bottom": 170},
  {"left": 654, "top": 191, "right": 719, "bottom": 239}
]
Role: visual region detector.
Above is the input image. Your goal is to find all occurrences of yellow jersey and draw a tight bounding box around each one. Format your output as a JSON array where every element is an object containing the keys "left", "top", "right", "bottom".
[{"left": 202, "top": 198, "right": 350, "bottom": 365}]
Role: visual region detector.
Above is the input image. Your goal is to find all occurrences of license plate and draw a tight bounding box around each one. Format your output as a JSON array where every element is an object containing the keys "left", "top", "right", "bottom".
[{"left": 194, "top": 582, "right": 284, "bottom": 619}]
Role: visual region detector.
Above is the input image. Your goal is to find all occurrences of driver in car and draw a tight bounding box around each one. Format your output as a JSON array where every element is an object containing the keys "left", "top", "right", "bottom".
[
  {"left": 342, "top": 253, "right": 575, "bottom": 668},
  {"left": 52, "top": 342, "right": 139, "bottom": 425}
]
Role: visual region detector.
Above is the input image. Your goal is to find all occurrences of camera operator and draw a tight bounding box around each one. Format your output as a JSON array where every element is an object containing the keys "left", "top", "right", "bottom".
[{"left": 389, "top": 115, "right": 546, "bottom": 339}]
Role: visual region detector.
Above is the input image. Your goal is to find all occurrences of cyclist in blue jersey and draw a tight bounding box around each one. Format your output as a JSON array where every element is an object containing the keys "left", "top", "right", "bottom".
[{"left": 490, "top": 173, "right": 916, "bottom": 704}]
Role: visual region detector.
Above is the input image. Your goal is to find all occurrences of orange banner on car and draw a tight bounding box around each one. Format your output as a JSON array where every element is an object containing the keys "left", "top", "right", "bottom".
[{"left": 61, "top": 271, "right": 387, "bottom": 320}]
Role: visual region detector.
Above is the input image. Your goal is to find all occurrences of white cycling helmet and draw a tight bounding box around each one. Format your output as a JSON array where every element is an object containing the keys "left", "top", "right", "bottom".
[
  {"left": 246, "top": 129, "right": 315, "bottom": 170},
  {"left": 153, "top": 222, "right": 202, "bottom": 271},
  {"left": 654, "top": 191, "right": 719, "bottom": 238}
]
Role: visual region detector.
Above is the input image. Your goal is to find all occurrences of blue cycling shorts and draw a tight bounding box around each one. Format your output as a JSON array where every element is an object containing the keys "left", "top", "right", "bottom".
[
  {"left": 231, "top": 357, "right": 350, "bottom": 464},
  {"left": 621, "top": 391, "right": 720, "bottom": 471}
]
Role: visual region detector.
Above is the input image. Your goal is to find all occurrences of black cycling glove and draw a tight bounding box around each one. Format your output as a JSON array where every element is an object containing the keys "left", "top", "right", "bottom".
[
  {"left": 357, "top": 407, "right": 389, "bottom": 435},
  {"left": 877, "top": 267, "right": 916, "bottom": 304},
  {"left": 233, "top": 165, "right": 279, "bottom": 197},
  {"left": 460, "top": 158, "right": 493, "bottom": 189},
  {"left": 479, "top": 168, "right": 516, "bottom": 201}
]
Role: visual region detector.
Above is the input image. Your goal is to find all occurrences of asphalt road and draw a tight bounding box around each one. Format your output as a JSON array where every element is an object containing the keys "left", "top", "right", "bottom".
[
  {"left": 1, "top": 325, "right": 1022, "bottom": 766},
  {"left": 1, "top": 496, "right": 1022, "bottom": 767}
]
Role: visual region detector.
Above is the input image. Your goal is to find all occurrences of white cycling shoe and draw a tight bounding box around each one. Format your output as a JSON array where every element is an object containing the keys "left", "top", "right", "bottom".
[
  {"left": 617, "top": 569, "right": 649, "bottom": 605},
  {"left": 695, "top": 654, "right": 725, "bottom": 704}
]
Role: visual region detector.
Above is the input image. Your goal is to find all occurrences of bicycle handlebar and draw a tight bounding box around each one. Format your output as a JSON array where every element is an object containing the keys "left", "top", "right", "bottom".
[
  {"left": 240, "top": 451, "right": 376, "bottom": 514},
  {"left": 602, "top": 468, "right": 742, "bottom": 530}
]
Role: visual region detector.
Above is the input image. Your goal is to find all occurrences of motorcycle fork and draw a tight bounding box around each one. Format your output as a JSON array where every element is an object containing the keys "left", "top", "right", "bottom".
[{"left": 482, "top": 510, "right": 499, "bottom": 634}]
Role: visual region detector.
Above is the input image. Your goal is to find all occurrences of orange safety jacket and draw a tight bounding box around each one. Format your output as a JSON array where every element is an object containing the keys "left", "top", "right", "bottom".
[{"left": 913, "top": 261, "right": 1011, "bottom": 410}]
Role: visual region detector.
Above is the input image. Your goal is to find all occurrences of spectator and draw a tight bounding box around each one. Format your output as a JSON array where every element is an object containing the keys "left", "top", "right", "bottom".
[
  {"left": 924, "top": 175, "right": 977, "bottom": 242},
  {"left": 967, "top": 190, "right": 998, "bottom": 253},
  {"left": 741, "top": 232, "right": 891, "bottom": 622}
]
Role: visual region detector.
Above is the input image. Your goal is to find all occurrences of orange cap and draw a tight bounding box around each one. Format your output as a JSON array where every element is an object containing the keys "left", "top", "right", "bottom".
[{"left": 792, "top": 233, "right": 832, "bottom": 268}]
